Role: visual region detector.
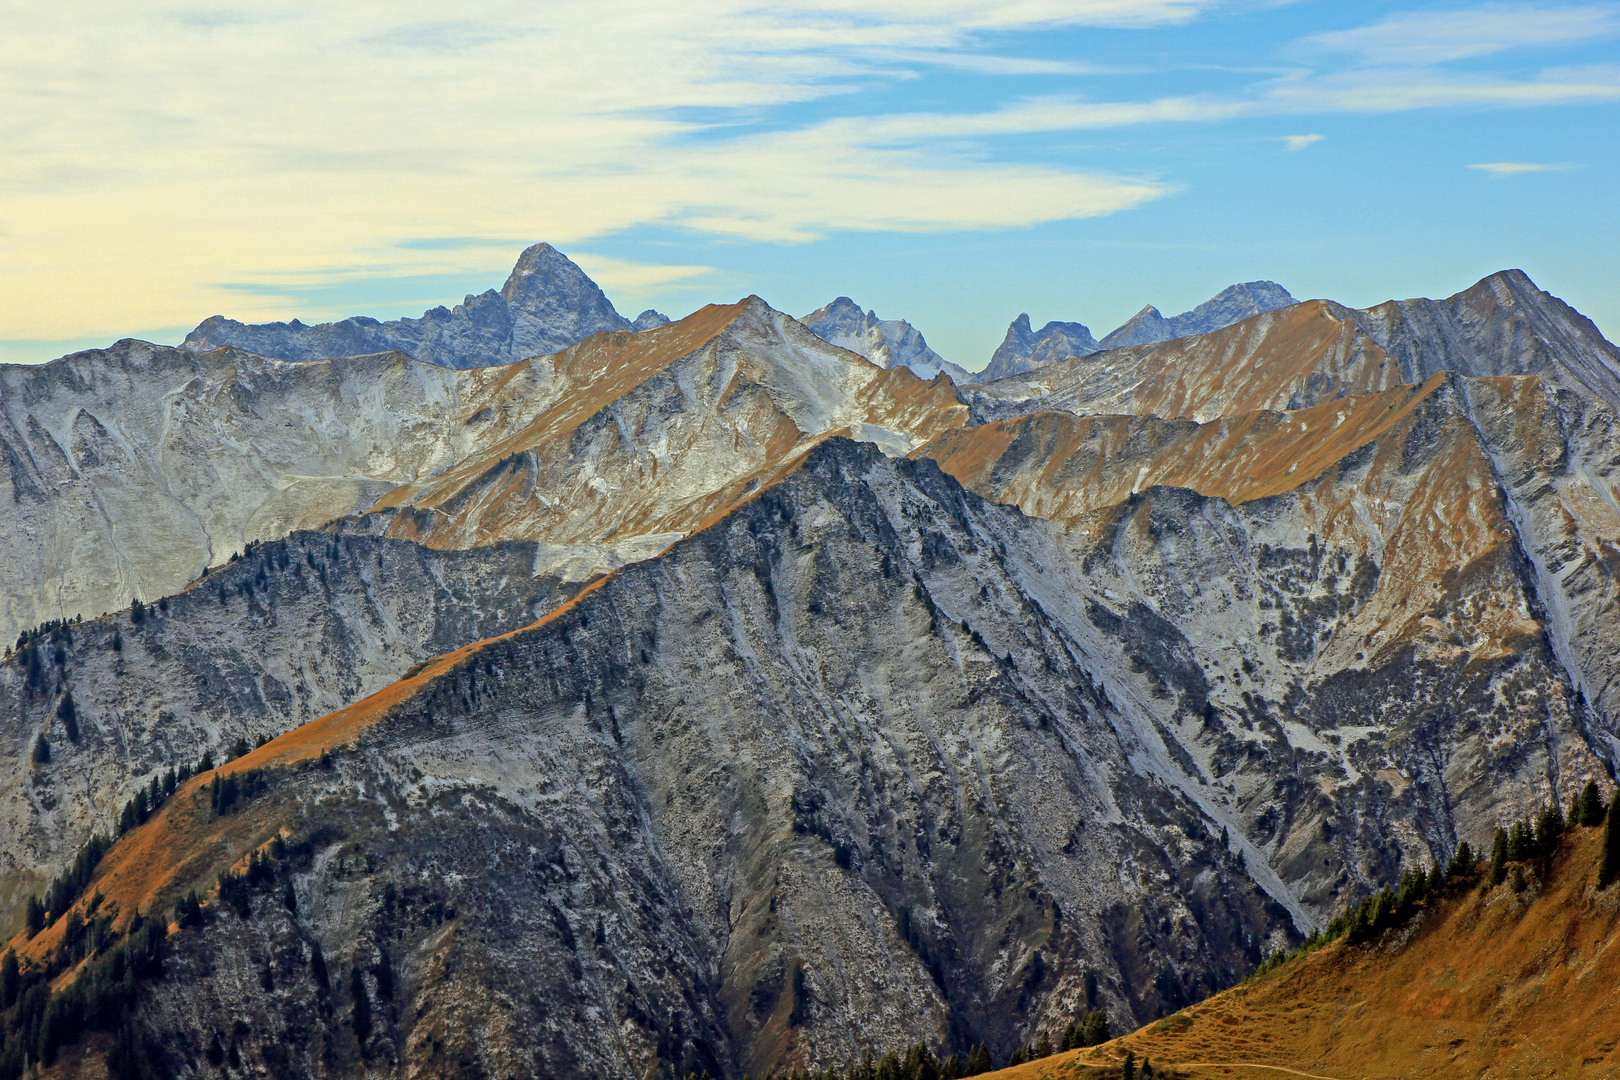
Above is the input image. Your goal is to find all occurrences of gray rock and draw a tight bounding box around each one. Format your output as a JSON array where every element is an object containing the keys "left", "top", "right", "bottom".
[
  {"left": 802, "top": 297, "right": 972, "bottom": 382},
  {"left": 181, "top": 243, "right": 633, "bottom": 368},
  {"left": 981, "top": 314, "right": 1101, "bottom": 381},
  {"left": 968, "top": 271, "right": 1620, "bottom": 421},
  {"left": 1098, "top": 281, "right": 1296, "bottom": 350},
  {"left": 633, "top": 309, "right": 672, "bottom": 331}
]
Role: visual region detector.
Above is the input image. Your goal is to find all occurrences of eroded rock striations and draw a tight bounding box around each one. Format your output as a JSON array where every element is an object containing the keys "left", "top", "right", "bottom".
[{"left": 1, "top": 267, "right": 1618, "bottom": 1080}]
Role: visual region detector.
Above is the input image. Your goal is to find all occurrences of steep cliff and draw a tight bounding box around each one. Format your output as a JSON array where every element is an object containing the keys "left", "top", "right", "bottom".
[
  {"left": 8, "top": 441, "right": 1295, "bottom": 1079},
  {"left": 0, "top": 532, "right": 575, "bottom": 921}
]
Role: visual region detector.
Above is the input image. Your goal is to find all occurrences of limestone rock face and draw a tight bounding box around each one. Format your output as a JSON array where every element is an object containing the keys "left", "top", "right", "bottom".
[
  {"left": 981, "top": 315, "right": 1101, "bottom": 382},
  {"left": 1097, "top": 281, "right": 1296, "bottom": 350},
  {"left": 181, "top": 243, "right": 634, "bottom": 369},
  {"left": 0, "top": 533, "right": 575, "bottom": 913},
  {"left": 21, "top": 443, "right": 1291, "bottom": 1079},
  {"left": 802, "top": 297, "right": 973, "bottom": 383},
  {"left": 3, "top": 266, "right": 1620, "bottom": 1080},
  {"left": 0, "top": 299, "right": 966, "bottom": 644},
  {"left": 921, "top": 374, "right": 1619, "bottom": 914},
  {"left": 969, "top": 272, "right": 1620, "bottom": 422}
]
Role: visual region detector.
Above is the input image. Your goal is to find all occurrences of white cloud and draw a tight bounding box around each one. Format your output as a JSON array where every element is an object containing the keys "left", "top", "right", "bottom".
[
  {"left": 1467, "top": 161, "right": 1577, "bottom": 173},
  {"left": 0, "top": 0, "right": 1198, "bottom": 339},
  {"left": 567, "top": 255, "right": 718, "bottom": 294},
  {"left": 1282, "top": 133, "right": 1325, "bottom": 149},
  {"left": 1, "top": 1, "right": 1615, "bottom": 342},
  {"left": 1299, "top": 3, "right": 1620, "bottom": 65}
]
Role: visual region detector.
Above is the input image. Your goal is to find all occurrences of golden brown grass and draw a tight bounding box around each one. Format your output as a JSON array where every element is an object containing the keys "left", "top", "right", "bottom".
[{"left": 1007, "top": 827, "right": 1620, "bottom": 1080}]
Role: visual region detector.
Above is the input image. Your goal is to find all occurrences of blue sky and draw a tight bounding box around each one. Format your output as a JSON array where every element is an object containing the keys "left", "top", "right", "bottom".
[{"left": 3, "top": 0, "right": 1617, "bottom": 370}]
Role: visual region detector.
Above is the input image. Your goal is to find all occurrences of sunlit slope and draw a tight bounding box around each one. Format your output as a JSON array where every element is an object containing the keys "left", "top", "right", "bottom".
[
  {"left": 359, "top": 296, "right": 967, "bottom": 572},
  {"left": 917, "top": 373, "right": 1619, "bottom": 918},
  {"left": 966, "top": 270, "right": 1620, "bottom": 423},
  {"left": 1063, "top": 826, "right": 1620, "bottom": 1078}
]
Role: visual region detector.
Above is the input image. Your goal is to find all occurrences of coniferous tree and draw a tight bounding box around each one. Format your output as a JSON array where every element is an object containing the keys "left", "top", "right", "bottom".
[
  {"left": 1081, "top": 1009, "right": 1111, "bottom": 1047},
  {"left": 311, "top": 942, "right": 330, "bottom": 990},
  {"left": 1507, "top": 821, "right": 1530, "bottom": 862},
  {"left": 1577, "top": 780, "right": 1605, "bottom": 827},
  {"left": 56, "top": 691, "right": 79, "bottom": 743},
  {"left": 1536, "top": 801, "right": 1566, "bottom": 855},
  {"left": 1600, "top": 790, "right": 1620, "bottom": 889},
  {"left": 1121, "top": 1049, "right": 1136, "bottom": 1080},
  {"left": 1034, "top": 1032, "right": 1054, "bottom": 1059},
  {"left": 1448, "top": 842, "right": 1475, "bottom": 878},
  {"left": 1062, "top": 1021, "right": 1082, "bottom": 1051},
  {"left": 1, "top": 949, "right": 17, "bottom": 1009},
  {"left": 33, "top": 734, "right": 50, "bottom": 764},
  {"left": 351, "top": 966, "right": 372, "bottom": 1043},
  {"left": 1490, "top": 827, "right": 1508, "bottom": 885},
  {"left": 964, "top": 1044, "right": 992, "bottom": 1076},
  {"left": 26, "top": 894, "right": 46, "bottom": 934}
]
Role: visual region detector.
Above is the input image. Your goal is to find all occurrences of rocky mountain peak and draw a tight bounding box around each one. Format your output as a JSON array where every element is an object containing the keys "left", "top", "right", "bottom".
[
  {"left": 632, "top": 309, "right": 672, "bottom": 331},
  {"left": 982, "top": 313, "right": 1101, "bottom": 381},
  {"left": 498, "top": 242, "right": 626, "bottom": 327},
  {"left": 180, "top": 242, "right": 633, "bottom": 369},
  {"left": 800, "top": 296, "right": 973, "bottom": 383},
  {"left": 1098, "top": 283, "right": 1295, "bottom": 350}
]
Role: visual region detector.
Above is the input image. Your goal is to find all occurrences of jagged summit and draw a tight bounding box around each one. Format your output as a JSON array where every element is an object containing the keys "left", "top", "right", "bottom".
[
  {"left": 801, "top": 296, "right": 973, "bottom": 382},
  {"left": 981, "top": 281, "right": 1292, "bottom": 380},
  {"left": 632, "top": 309, "right": 671, "bottom": 330},
  {"left": 181, "top": 242, "right": 636, "bottom": 369},
  {"left": 1097, "top": 280, "right": 1296, "bottom": 349},
  {"left": 981, "top": 314, "right": 1101, "bottom": 381},
  {"left": 969, "top": 269, "right": 1620, "bottom": 420}
]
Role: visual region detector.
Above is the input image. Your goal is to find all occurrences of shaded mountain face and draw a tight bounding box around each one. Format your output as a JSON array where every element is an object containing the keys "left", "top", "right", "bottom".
[
  {"left": 802, "top": 297, "right": 973, "bottom": 383},
  {"left": 981, "top": 316, "right": 1100, "bottom": 382},
  {"left": 1096, "top": 281, "right": 1296, "bottom": 351},
  {"left": 0, "top": 533, "right": 577, "bottom": 913},
  {"left": 181, "top": 243, "right": 634, "bottom": 369},
  {"left": 2, "top": 268, "right": 1619, "bottom": 1080},
  {"left": 969, "top": 270, "right": 1620, "bottom": 422},
  {"left": 6, "top": 442, "right": 1295, "bottom": 1079}
]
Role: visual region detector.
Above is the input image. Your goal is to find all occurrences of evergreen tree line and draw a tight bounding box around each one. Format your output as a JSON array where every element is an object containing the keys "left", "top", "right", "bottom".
[
  {"left": 1252, "top": 779, "right": 1618, "bottom": 977},
  {"left": 1, "top": 816, "right": 338, "bottom": 1079},
  {"left": 0, "top": 912, "right": 167, "bottom": 1080},
  {"left": 21, "top": 739, "right": 273, "bottom": 939},
  {"left": 719, "top": 1008, "right": 1115, "bottom": 1080}
]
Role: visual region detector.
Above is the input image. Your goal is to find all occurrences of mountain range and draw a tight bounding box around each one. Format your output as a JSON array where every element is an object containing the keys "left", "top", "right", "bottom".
[
  {"left": 181, "top": 244, "right": 670, "bottom": 370},
  {"left": 178, "top": 245, "right": 1299, "bottom": 382},
  {"left": 2, "top": 244, "right": 1619, "bottom": 1080}
]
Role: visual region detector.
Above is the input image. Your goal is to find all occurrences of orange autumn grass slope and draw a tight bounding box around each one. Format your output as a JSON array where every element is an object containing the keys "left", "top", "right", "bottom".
[
  {"left": 981, "top": 826, "right": 1620, "bottom": 1080},
  {"left": 3, "top": 572, "right": 623, "bottom": 966}
]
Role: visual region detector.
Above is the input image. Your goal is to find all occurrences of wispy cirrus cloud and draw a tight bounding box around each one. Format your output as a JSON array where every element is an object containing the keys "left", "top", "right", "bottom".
[
  {"left": 2, "top": 0, "right": 1616, "bottom": 346},
  {"left": 1297, "top": 3, "right": 1620, "bottom": 65},
  {"left": 1467, "top": 161, "right": 1577, "bottom": 173}
]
